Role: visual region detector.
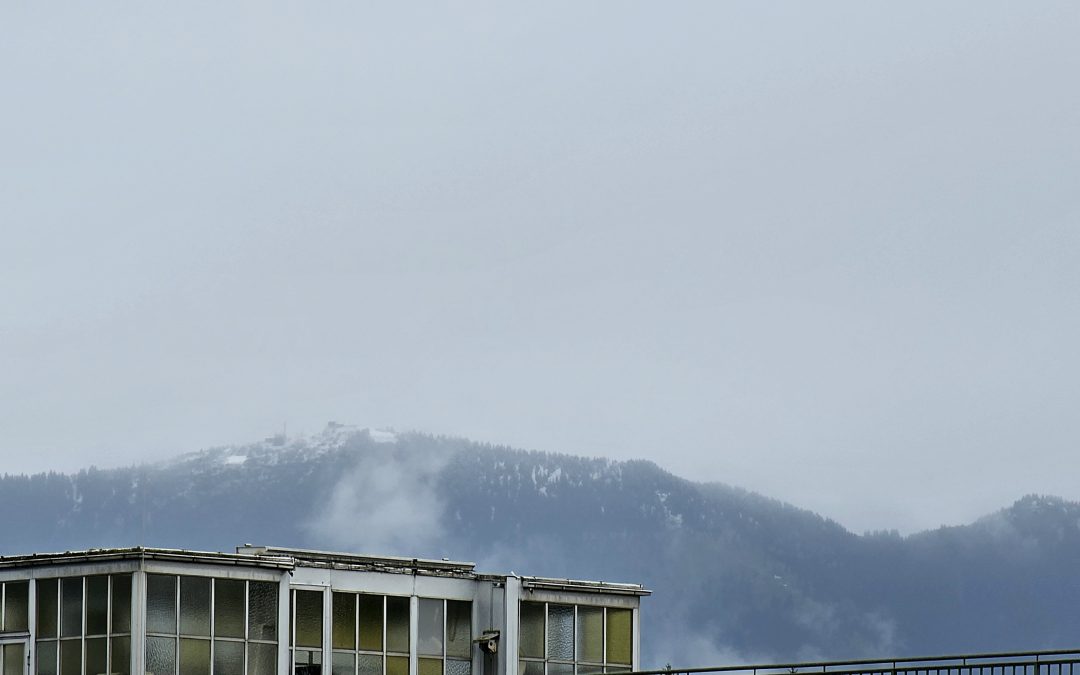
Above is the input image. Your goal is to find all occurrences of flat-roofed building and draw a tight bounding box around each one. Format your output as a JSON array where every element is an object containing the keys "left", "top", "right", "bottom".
[{"left": 0, "top": 546, "right": 649, "bottom": 675}]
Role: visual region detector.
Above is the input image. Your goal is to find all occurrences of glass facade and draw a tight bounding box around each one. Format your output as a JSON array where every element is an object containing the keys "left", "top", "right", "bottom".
[
  {"left": 304, "top": 592, "right": 413, "bottom": 675},
  {"left": 36, "top": 575, "right": 132, "bottom": 675},
  {"left": 519, "top": 602, "right": 632, "bottom": 675},
  {"left": 0, "top": 551, "right": 642, "bottom": 675},
  {"left": 145, "top": 575, "right": 278, "bottom": 675}
]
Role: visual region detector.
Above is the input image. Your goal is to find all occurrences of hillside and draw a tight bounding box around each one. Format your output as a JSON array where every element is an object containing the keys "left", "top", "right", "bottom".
[{"left": 1, "top": 425, "right": 1077, "bottom": 666}]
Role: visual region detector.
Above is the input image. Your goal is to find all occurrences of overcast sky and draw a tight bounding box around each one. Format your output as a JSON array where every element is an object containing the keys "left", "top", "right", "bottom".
[{"left": 2, "top": 2, "right": 1078, "bottom": 535}]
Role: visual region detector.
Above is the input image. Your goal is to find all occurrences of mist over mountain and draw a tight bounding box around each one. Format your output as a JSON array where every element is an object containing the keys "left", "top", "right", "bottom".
[{"left": 2, "top": 426, "right": 1077, "bottom": 667}]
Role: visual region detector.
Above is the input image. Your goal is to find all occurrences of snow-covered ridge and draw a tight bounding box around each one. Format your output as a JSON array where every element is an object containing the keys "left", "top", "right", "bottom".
[{"left": 163, "top": 423, "right": 400, "bottom": 470}]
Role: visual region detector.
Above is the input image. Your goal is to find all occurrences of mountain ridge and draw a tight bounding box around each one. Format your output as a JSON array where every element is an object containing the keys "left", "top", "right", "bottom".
[{"left": 0, "top": 426, "right": 1076, "bottom": 666}]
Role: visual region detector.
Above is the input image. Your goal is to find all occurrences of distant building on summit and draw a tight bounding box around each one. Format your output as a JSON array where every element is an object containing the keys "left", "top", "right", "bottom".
[{"left": 0, "top": 545, "right": 648, "bottom": 675}]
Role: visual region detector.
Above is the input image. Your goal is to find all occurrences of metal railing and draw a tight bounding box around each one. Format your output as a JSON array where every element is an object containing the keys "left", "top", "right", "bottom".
[{"left": 629, "top": 648, "right": 1080, "bottom": 675}]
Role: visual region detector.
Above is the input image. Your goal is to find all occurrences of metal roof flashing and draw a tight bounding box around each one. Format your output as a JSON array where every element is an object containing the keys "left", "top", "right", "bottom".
[{"left": 0, "top": 546, "right": 649, "bottom": 594}]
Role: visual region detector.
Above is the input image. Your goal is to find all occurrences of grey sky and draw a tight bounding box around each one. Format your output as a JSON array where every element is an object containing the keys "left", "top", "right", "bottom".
[{"left": 2, "top": 2, "right": 1078, "bottom": 535}]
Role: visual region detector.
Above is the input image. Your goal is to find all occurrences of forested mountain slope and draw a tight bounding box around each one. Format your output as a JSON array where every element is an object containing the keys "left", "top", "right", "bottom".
[{"left": 1, "top": 426, "right": 1076, "bottom": 666}]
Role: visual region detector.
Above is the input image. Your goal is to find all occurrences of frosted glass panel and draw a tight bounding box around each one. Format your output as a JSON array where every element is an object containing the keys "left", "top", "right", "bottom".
[
  {"left": 5, "top": 581, "right": 28, "bottom": 632},
  {"left": 180, "top": 639, "right": 211, "bottom": 675},
  {"left": 447, "top": 660, "right": 471, "bottom": 675},
  {"left": 333, "top": 652, "right": 356, "bottom": 675},
  {"left": 86, "top": 637, "right": 107, "bottom": 675},
  {"left": 357, "top": 655, "right": 382, "bottom": 675},
  {"left": 576, "top": 607, "right": 603, "bottom": 663},
  {"left": 445, "top": 601, "right": 471, "bottom": 659},
  {"left": 547, "top": 605, "right": 574, "bottom": 660},
  {"left": 60, "top": 640, "right": 81, "bottom": 675},
  {"left": 519, "top": 603, "right": 544, "bottom": 658},
  {"left": 605, "top": 610, "right": 631, "bottom": 665},
  {"left": 37, "top": 579, "right": 59, "bottom": 638},
  {"left": 146, "top": 636, "right": 176, "bottom": 675},
  {"left": 215, "top": 640, "right": 245, "bottom": 675},
  {"left": 294, "top": 649, "right": 322, "bottom": 674},
  {"left": 36, "top": 641, "right": 58, "bottom": 675},
  {"left": 60, "top": 578, "right": 82, "bottom": 637},
  {"left": 248, "top": 581, "right": 278, "bottom": 641},
  {"left": 4, "top": 644, "right": 24, "bottom": 675},
  {"left": 419, "top": 658, "right": 442, "bottom": 675},
  {"left": 248, "top": 642, "right": 277, "bottom": 675},
  {"left": 418, "top": 599, "right": 443, "bottom": 656},
  {"left": 111, "top": 636, "right": 131, "bottom": 675},
  {"left": 112, "top": 575, "right": 132, "bottom": 633},
  {"left": 333, "top": 593, "right": 356, "bottom": 650},
  {"left": 385, "top": 597, "right": 409, "bottom": 654},
  {"left": 214, "top": 579, "right": 245, "bottom": 638},
  {"left": 520, "top": 661, "right": 545, "bottom": 675},
  {"left": 146, "top": 575, "right": 177, "bottom": 634},
  {"left": 180, "top": 577, "right": 211, "bottom": 636},
  {"left": 86, "top": 576, "right": 109, "bottom": 635},
  {"left": 358, "top": 596, "right": 383, "bottom": 651},
  {"left": 386, "top": 656, "right": 408, "bottom": 675},
  {"left": 296, "top": 590, "right": 323, "bottom": 648}
]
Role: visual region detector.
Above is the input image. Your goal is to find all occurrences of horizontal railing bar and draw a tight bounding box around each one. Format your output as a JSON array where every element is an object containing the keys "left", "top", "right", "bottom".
[{"left": 628, "top": 649, "right": 1080, "bottom": 675}]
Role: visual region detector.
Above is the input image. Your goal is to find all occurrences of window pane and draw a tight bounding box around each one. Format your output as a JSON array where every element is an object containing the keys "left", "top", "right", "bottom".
[
  {"left": 180, "top": 577, "right": 211, "bottom": 636},
  {"left": 294, "top": 649, "right": 322, "bottom": 675},
  {"left": 519, "top": 603, "right": 544, "bottom": 658},
  {"left": 59, "top": 640, "right": 81, "bottom": 675},
  {"left": 111, "top": 636, "right": 131, "bottom": 675},
  {"left": 216, "top": 579, "right": 246, "bottom": 639},
  {"left": 547, "top": 605, "right": 573, "bottom": 661},
  {"left": 295, "top": 590, "right": 323, "bottom": 648},
  {"left": 332, "top": 652, "right": 355, "bottom": 675},
  {"left": 549, "top": 664, "right": 573, "bottom": 675},
  {"left": 86, "top": 637, "right": 107, "bottom": 675},
  {"left": 576, "top": 607, "right": 603, "bottom": 663},
  {"left": 249, "top": 582, "right": 279, "bottom": 641},
  {"left": 4, "top": 643, "right": 25, "bottom": 675},
  {"left": 385, "top": 597, "right": 408, "bottom": 654},
  {"left": 180, "top": 638, "right": 211, "bottom": 675},
  {"left": 146, "top": 636, "right": 176, "bottom": 675},
  {"left": 419, "top": 658, "right": 442, "bottom": 675},
  {"left": 60, "top": 578, "right": 83, "bottom": 638},
  {"left": 333, "top": 593, "right": 356, "bottom": 650},
  {"left": 4, "top": 581, "right": 29, "bottom": 632},
  {"left": 357, "top": 596, "right": 383, "bottom": 652},
  {"left": 386, "top": 656, "right": 407, "bottom": 675},
  {"left": 86, "top": 576, "right": 109, "bottom": 635},
  {"left": 520, "top": 661, "right": 544, "bottom": 675},
  {"left": 248, "top": 642, "right": 277, "bottom": 675},
  {"left": 36, "top": 641, "right": 57, "bottom": 675},
  {"left": 445, "top": 601, "right": 471, "bottom": 659},
  {"left": 357, "top": 655, "right": 382, "bottom": 675},
  {"left": 418, "top": 599, "right": 443, "bottom": 657},
  {"left": 604, "top": 609, "right": 632, "bottom": 666},
  {"left": 146, "top": 575, "right": 177, "bottom": 634},
  {"left": 37, "top": 579, "right": 59, "bottom": 638},
  {"left": 446, "top": 660, "right": 471, "bottom": 675},
  {"left": 112, "top": 575, "right": 132, "bottom": 634},
  {"left": 215, "top": 640, "right": 245, "bottom": 675},
  {"left": 578, "top": 667, "right": 604, "bottom": 675}
]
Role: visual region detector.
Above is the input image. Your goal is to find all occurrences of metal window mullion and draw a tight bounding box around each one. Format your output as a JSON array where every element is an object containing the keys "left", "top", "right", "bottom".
[
  {"left": 210, "top": 579, "right": 216, "bottom": 675},
  {"left": 383, "top": 595, "right": 388, "bottom": 675},
  {"left": 354, "top": 593, "right": 360, "bottom": 675},
  {"left": 175, "top": 576, "right": 181, "bottom": 675},
  {"left": 601, "top": 608, "right": 606, "bottom": 668},
  {"left": 106, "top": 576, "right": 112, "bottom": 675},
  {"left": 290, "top": 590, "right": 296, "bottom": 674},
  {"left": 243, "top": 580, "right": 249, "bottom": 675},
  {"left": 81, "top": 577, "right": 87, "bottom": 675}
]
